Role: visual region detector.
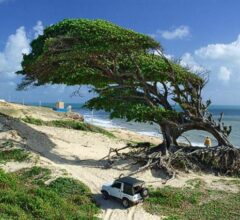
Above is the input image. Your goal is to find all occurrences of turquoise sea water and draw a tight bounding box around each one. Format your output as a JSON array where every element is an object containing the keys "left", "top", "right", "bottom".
[{"left": 25, "top": 103, "right": 240, "bottom": 147}]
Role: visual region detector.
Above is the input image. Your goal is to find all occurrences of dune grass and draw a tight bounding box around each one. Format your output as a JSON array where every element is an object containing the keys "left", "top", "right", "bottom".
[
  {"left": 0, "top": 141, "right": 30, "bottom": 163},
  {"left": 22, "top": 116, "right": 115, "bottom": 138},
  {"left": 213, "top": 178, "right": 240, "bottom": 187},
  {"left": 0, "top": 149, "right": 30, "bottom": 163},
  {"left": 144, "top": 178, "right": 240, "bottom": 220},
  {"left": 0, "top": 130, "right": 99, "bottom": 219},
  {"left": 0, "top": 166, "right": 100, "bottom": 220}
]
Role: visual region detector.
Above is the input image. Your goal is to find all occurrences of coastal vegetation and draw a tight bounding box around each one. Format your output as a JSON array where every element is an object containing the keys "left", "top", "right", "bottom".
[
  {"left": 22, "top": 116, "right": 115, "bottom": 138},
  {"left": 17, "top": 19, "right": 240, "bottom": 177},
  {"left": 0, "top": 133, "right": 100, "bottom": 219},
  {"left": 0, "top": 140, "right": 30, "bottom": 163},
  {"left": 144, "top": 178, "right": 240, "bottom": 220},
  {"left": 0, "top": 167, "right": 100, "bottom": 219},
  {"left": 1, "top": 103, "right": 239, "bottom": 219},
  {"left": 0, "top": 148, "right": 29, "bottom": 163}
]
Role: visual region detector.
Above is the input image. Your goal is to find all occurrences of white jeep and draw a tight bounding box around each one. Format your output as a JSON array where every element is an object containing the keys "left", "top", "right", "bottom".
[{"left": 101, "top": 176, "right": 148, "bottom": 208}]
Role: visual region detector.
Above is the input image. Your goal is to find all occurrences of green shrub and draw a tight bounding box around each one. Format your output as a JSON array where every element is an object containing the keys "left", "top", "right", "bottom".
[
  {"left": 1, "top": 141, "right": 14, "bottom": 149},
  {"left": 0, "top": 149, "right": 30, "bottom": 163},
  {"left": 48, "top": 177, "right": 90, "bottom": 197},
  {"left": 0, "top": 167, "right": 100, "bottom": 219},
  {"left": 22, "top": 116, "right": 43, "bottom": 125},
  {"left": 17, "top": 166, "right": 51, "bottom": 186},
  {"left": 22, "top": 116, "right": 115, "bottom": 138},
  {"left": 144, "top": 179, "right": 240, "bottom": 220},
  {"left": 0, "top": 169, "right": 17, "bottom": 190}
]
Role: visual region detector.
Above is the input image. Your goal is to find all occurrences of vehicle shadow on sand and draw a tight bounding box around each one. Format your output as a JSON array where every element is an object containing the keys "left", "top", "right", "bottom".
[{"left": 94, "top": 193, "right": 126, "bottom": 210}]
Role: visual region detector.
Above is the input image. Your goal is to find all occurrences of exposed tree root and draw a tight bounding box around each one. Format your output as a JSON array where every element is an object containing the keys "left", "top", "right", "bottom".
[{"left": 105, "top": 142, "right": 240, "bottom": 179}]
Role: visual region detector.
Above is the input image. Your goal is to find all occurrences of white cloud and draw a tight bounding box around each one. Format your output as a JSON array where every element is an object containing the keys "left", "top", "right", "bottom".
[
  {"left": 0, "top": 21, "right": 45, "bottom": 81},
  {"left": 180, "top": 53, "right": 205, "bottom": 73},
  {"left": 195, "top": 35, "right": 240, "bottom": 64},
  {"left": 160, "top": 26, "right": 190, "bottom": 40},
  {"left": 49, "top": 84, "right": 66, "bottom": 94},
  {"left": 0, "top": 26, "right": 30, "bottom": 79},
  {"left": 164, "top": 53, "right": 174, "bottom": 60},
  {"left": 0, "top": 21, "right": 76, "bottom": 101},
  {"left": 181, "top": 35, "right": 240, "bottom": 82},
  {"left": 218, "top": 66, "right": 231, "bottom": 81},
  {"left": 153, "top": 50, "right": 174, "bottom": 60},
  {"left": 33, "top": 21, "right": 44, "bottom": 38}
]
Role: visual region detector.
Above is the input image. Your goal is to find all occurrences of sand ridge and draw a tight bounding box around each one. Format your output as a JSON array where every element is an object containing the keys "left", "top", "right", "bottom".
[{"left": 0, "top": 102, "right": 238, "bottom": 220}]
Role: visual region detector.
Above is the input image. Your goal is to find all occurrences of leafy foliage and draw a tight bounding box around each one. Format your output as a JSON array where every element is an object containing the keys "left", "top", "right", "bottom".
[
  {"left": 18, "top": 19, "right": 203, "bottom": 126},
  {"left": 20, "top": 19, "right": 233, "bottom": 148},
  {"left": 19, "top": 19, "right": 159, "bottom": 87},
  {"left": 0, "top": 140, "right": 30, "bottom": 163},
  {"left": 18, "top": 166, "right": 51, "bottom": 186},
  {"left": 0, "top": 167, "right": 100, "bottom": 219},
  {"left": 144, "top": 179, "right": 240, "bottom": 220},
  {"left": 0, "top": 149, "right": 30, "bottom": 163}
]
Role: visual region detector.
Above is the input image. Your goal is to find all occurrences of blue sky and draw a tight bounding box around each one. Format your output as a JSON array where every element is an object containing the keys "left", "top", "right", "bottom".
[{"left": 0, "top": 0, "right": 240, "bottom": 104}]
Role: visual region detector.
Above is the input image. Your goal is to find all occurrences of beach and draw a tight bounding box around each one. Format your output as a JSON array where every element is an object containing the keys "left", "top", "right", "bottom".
[
  {"left": 25, "top": 102, "right": 240, "bottom": 147},
  {"left": 1, "top": 101, "right": 240, "bottom": 219}
]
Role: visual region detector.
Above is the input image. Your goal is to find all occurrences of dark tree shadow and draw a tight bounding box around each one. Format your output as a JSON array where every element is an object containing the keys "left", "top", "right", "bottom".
[
  {"left": 0, "top": 114, "right": 150, "bottom": 176},
  {"left": 0, "top": 115, "right": 89, "bottom": 165}
]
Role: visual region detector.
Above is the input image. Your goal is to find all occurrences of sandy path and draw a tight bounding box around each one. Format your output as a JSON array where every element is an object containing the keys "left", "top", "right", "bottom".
[
  {"left": 1, "top": 117, "right": 161, "bottom": 220},
  {"left": 1, "top": 103, "right": 239, "bottom": 220},
  {"left": 2, "top": 117, "right": 238, "bottom": 219}
]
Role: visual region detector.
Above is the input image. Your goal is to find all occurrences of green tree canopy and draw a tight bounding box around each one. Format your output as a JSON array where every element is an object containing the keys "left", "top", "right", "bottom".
[
  {"left": 19, "top": 19, "right": 159, "bottom": 87},
  {"left": 19, "top": 19, "right": 202, "bottom": 121},
  {"left": 18, "top": 19, "right": 232, "bottom": 148}
]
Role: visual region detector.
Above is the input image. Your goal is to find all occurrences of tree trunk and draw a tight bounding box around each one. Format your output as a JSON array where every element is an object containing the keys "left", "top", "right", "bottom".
[
  {"left": 176, "top": 121, "right": 233, "bottom": 148},
  {"left": 160, "top": 120, "right": 233, "bottom": 150},
  {"left": 160, "top": 123, "right": 179, "bottom": 153}
]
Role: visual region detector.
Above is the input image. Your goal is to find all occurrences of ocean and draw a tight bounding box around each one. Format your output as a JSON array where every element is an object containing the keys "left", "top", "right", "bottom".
[{"left": 26, "top": 103, "right": 240, "bottom": 147}]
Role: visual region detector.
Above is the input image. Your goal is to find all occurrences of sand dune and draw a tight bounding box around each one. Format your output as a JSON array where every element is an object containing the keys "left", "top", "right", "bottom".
[{"left": 0, "top": 102, "right": 237, "bottom": 219}]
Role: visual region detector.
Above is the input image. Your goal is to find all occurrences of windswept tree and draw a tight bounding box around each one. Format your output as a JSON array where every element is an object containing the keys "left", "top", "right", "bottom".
[{"left": 18, "top": 19, "right": 239, "bottom": 176}]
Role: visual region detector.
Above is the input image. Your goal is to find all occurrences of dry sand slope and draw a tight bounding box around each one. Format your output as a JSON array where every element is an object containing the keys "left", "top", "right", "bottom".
[
  {"left": 1, "top": 103, "right": 238, "bottom": 220},
  {"left": 1, "top": 114, "right": 162, "bottom": 220}
]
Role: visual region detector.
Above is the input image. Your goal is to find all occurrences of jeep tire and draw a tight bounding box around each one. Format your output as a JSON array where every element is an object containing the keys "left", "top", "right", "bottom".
[
  {"left": 122, "top": 198, "right": 130, "bottom": 208},
  {"left": 140, "top": 188, "right": 149, "bottom": 198}
]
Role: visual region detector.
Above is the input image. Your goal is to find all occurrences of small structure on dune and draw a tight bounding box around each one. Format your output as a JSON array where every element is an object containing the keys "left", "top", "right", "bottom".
[
  {"left": 53, "top": 101, "right": 68, "bottom": 112},
  {"left": 53, "top": 101, "right": 84, "bottom": 121}
]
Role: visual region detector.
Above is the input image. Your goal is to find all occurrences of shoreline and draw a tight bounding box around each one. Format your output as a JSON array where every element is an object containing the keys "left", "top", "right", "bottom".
[
  {"left": 18, "top": 101, "right": 240, "bottom": 147},
  {"left": 1, "top": 101, "right": 240, "bottom": 219},
  {"left": 1, "top": 101, "right": 238, "bottom": 148}
]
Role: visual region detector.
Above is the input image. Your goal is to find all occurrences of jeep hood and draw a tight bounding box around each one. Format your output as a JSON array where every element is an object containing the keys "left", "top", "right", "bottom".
[{"left": 102, "top": 182, "right": 114, "bottom": 188}]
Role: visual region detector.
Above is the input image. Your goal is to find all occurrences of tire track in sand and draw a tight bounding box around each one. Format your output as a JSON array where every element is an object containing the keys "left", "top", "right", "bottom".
[{"left": 127, "top": 205, "right": 136, "bottom": 220}]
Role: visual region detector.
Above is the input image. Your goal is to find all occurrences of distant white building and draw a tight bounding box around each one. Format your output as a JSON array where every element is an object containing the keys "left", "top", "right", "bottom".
[{"left": 0, "top": 99, "right": 6, "bottom": 102}]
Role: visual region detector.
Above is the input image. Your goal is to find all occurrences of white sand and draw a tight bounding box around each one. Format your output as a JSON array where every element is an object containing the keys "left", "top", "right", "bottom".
[
  {"left": 2, "top": 117, "right": 161, "bottom": 219},
  {"left": 0, "top": 102, "right": 238, "bottom": 220}
]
